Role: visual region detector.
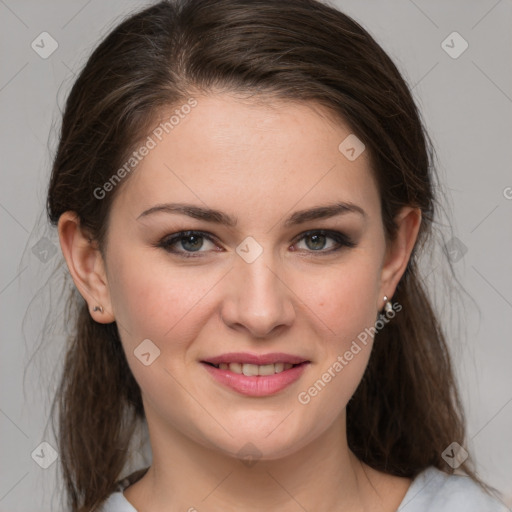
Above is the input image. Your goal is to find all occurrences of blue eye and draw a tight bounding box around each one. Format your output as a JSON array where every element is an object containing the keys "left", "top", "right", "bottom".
[{"left": 156, "top": 229, "right": 356, "bottom": 258}]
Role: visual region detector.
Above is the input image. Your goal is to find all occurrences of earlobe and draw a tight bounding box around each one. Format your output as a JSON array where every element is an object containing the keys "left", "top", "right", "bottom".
[
  {"left": 378, "top": 207, "right": 422, "bottom": 306},
  {"left": 57, "top": 211, "right": 115, "bottom": 323}
]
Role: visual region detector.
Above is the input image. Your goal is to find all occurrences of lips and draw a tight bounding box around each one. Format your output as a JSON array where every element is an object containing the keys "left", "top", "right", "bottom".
[{"left": 200, "top": 352, "right": 310, "bottom": 396}]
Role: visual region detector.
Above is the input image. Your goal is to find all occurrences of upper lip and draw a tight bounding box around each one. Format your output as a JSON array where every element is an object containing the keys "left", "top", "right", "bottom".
[{"left": 202, "top": 352, "right": 310, "bottom": 366}]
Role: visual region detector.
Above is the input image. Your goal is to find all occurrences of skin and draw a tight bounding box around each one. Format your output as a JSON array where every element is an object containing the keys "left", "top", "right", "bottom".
[{"left": 58, "top": 92, "right": 421, "bottom": 512}]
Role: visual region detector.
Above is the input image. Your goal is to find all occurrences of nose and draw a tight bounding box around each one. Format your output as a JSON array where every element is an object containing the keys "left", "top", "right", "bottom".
[{"left": 220, "top": 251, "right": 296, "bottom": 338}]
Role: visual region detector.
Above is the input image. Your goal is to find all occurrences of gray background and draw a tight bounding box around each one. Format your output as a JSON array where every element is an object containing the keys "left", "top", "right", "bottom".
[{"left": 1, "top": 0, "right": 511, "bottom": 510}]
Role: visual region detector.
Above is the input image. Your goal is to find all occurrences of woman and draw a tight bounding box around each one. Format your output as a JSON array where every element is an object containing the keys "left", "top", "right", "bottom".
[{"left": 46, "top": 0, "right": 508, "bottom": 510}]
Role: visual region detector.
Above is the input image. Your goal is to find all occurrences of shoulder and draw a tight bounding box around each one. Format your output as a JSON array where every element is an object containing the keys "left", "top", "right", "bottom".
[
  {"left": 96, "top": 467, "right": 148, "bottom": 512},
  {"left": 398, "top": 466, "right": 510, "bottom": 512},
  {"left": 97, "top": 491, "right": 137, "bottom": 512},
  {"left": 97, "top": 465, "right": 510, "bottom": 512}
]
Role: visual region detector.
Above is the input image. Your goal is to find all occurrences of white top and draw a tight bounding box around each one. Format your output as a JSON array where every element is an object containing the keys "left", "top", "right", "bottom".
[{"left": 98, "top": 466, "right": 510, "bottom": 511}]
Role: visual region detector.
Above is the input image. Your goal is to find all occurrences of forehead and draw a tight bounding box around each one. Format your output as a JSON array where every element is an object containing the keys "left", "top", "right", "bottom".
[{"left": 112, "top": 93, "right": 380, "bottom": 224}]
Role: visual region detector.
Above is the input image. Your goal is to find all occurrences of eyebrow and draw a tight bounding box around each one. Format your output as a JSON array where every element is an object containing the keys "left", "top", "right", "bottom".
[{"left": 136, "top": 201, "right": 367, "bottom": 227}]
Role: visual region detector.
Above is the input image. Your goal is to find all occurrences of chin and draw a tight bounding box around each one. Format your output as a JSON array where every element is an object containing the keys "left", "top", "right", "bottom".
[{"left": 203, "top": 421, "right": 312, "bottom": 462}]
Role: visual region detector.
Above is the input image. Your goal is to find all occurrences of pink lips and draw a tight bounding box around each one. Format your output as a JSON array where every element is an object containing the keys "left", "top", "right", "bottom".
[{"left": 201, "top": 352, "right": 310, "bottom": 397}]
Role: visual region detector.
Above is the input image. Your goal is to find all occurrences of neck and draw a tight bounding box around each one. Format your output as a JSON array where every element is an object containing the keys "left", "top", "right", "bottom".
[{"left": 124, "top": 407, "right": 387, "bottom": 512}]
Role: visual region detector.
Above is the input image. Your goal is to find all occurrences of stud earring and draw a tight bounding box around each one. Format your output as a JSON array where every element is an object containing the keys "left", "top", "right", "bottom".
[
  {"left": 383, "top": 296, "right": 393, "bottom": 314},
  {"left": 93, "top": 305, "right": 104, "bottom": 313}
]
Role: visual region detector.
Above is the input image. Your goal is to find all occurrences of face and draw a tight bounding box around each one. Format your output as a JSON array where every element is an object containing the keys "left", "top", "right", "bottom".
[{"left": 91, "top": 93, "right": 405, "bottom": 461}]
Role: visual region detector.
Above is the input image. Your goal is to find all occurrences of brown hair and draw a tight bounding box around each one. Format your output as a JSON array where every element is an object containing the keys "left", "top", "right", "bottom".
[{"left": 46, "top": 0, "right": 489, "bottom": 510}]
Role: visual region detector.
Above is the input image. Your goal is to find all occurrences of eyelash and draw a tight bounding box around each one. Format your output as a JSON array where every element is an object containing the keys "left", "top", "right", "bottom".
[{"left": 155, "top": 229, "right": 356, "bottom": 258}]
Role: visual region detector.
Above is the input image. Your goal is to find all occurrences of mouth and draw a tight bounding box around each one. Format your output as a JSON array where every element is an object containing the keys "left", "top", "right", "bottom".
[
  {"left": 200, "top": 353, "right": 311, "bottom": 396},
  {"left": 202, "top": 361, "right": 307, "bottom": 376}
]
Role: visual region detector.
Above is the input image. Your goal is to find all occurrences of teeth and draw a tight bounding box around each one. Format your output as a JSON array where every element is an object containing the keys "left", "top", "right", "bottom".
[
  {"left": 274, "top": 362, "right": 284, "bottom": 373},
  {"left": 242, "top": 364, "right": 259, "bottom": 376},
  {"left": 258, "top": 364, "right": 275, "bottom": 376},
  {"left": 215, "top": 362, "right": 298, "bottom": 375},
  {"left": 227, "top": 362, "right": 242, "bottom": 373}
]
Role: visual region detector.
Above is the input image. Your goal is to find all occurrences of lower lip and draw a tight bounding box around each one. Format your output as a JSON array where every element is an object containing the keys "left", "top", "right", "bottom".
[{"left": 201, "top": 362, "right": 309, "bottom": 397}]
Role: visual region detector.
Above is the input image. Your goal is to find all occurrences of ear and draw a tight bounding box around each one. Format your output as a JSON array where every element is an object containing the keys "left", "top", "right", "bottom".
[
  {"left": 57, "top": 211, "right": 115, "bottom": 323},
  {"left": 378, "top": 206, "right": 422, "bottom": 309}
]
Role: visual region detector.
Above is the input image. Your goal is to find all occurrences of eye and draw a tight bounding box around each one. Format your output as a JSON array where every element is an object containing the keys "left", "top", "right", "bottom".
[
  {"left": 156, "top": 230, "right": 220, "bottom": 257},
  {"left": 293, "top": 229, "right": 356, "bottom": 254}
]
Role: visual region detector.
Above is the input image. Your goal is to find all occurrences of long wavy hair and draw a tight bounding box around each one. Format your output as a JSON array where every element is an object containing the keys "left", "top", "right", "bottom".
[{"left": 45, "top": 0, "right": 490, "bottom": 510}]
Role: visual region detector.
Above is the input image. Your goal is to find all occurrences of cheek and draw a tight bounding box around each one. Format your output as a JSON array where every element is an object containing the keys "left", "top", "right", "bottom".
[
  {"left": 107, "top": 254, "right": 216, "bottom": 397},
  {"left": 301, "top": 258, "right": 381, "bottom": 342},
  {"left": 294, "top": 262, "right": 379, "bottom": 417},
  {"left": 292, "top": 257, "right": 380, "bottom": 402},
  {"left": 108, "top": 251, "right": 223, "bottom": 347}
]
